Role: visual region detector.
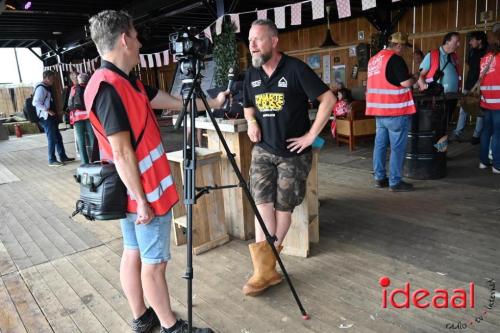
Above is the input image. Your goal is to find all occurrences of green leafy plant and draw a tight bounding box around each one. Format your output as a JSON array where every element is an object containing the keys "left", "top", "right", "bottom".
[{"left": 213, "top": 19, "right": 239, "bottom": 87}]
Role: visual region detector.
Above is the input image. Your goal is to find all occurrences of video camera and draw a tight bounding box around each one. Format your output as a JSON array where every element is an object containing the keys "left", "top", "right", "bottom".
[{"left": 169, "top": 27, "right": 210, "bottom": 61}]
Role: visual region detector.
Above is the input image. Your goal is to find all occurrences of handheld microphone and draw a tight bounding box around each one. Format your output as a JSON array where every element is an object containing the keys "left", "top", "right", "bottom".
[{"left": 222, "top": 66, "right": 237, "bottom": 110}]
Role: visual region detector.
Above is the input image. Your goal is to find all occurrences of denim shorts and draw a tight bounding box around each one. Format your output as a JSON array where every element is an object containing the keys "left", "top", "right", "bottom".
[{"left": 120, "top": 211, "right": 172, "bottom": 264}]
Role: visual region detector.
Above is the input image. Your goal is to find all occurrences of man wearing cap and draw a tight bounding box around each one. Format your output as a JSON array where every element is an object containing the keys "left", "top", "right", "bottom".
[{"left": 366, "top": 32, "right": 416, "bottom": 192}]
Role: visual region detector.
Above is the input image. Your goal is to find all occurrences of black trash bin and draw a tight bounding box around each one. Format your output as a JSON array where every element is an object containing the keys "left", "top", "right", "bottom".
[{"left": 404, "top": 95, "right": 448, "bottom": 179}]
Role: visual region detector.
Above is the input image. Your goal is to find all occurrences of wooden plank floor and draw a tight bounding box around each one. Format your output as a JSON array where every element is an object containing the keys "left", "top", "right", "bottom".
[{"left": 0, "top": 129, "right": 499, "bottom": 333}]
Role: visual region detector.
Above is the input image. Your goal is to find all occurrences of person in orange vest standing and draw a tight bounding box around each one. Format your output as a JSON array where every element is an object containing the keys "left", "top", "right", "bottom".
[
  {"left": 479, "top": 23, "right": 500, "bottom": 174},
  {"left": 418, "top": 32, "right": 462, "bottom": 123},
  {"left": 68, "top": 72, "right": 94, "bottom": 165},
  {"left": 366, "top": 32, "right": 417, "bottom": 192},
  {"left": 85, "top": 10, "right": 227, "bottom": 333}
]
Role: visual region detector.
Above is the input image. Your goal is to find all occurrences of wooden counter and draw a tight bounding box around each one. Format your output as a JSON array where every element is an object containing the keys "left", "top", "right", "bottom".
[{"left": 173, "top": 116, "right": 255, "bottom": 240}]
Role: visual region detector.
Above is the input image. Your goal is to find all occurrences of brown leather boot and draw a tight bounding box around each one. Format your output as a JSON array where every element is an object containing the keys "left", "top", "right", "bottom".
[{"left": 242, "top": 241, "right": 283, "bottom": 296}]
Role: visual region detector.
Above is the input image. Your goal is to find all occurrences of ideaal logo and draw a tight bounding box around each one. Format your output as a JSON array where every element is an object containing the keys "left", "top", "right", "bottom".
[
  {"left": 379, "top": 276, "right": 475, "bottom": 309},
  {"left": 379, "top": 276, "right": 496, "bottom": 330}
]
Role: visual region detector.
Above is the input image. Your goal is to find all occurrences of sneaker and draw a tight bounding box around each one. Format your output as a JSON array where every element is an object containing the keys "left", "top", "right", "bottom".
[
  {"left": 479, "top": 162, "right": 491, "bottom": 169},
  {"left": 131, "top": 307, "right": 160, "bottom": 333},
  {"left": 390, "top": 181, "right": 414, "bottom": 192},
  {"left": 470, "top": 136, "right": 480, "bottom": 145},
  {"left": 160, "top": 319, "right": 214, "bottom": 333},
  {"left": 48, "top": 161, "right": 64, "bottom": 167},
  {"left": 60, "top": 156, "right": 75, "bottom": 163},
  {"left": 493, "top": 167, "right": 500, "bottom": 174},
  {"left": 374, "top": 178, "right": 389, "bottom": 188}
]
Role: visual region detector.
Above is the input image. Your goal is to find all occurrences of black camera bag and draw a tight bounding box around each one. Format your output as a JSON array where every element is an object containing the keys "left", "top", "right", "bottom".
[{"left": 72, "top": 161, "right": 127, "bottom": 220}]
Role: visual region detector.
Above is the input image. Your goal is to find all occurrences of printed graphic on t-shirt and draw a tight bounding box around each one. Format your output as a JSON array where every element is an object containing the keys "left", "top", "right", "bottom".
[
  {"left": 481, "top": 55, "right": 496, "bottom": 75},
  {"left": 278, "top": 77, "right": 288, "bottom": 88},
  {"left": 255, "top": 93, "right": 285, "bottom": 113},
  {"left": 368, "top": 54, "right": 384, "bottom": 78},
  {"left": 251, "top": 80, "right": 262, "bottom": 88}
]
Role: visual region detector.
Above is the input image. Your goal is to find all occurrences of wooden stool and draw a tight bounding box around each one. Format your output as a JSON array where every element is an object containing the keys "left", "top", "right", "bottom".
[
  {"left": 167, "top": 148, "right": 230, "bottom": 255},
  {"left": 282, "top": 149, "right": 320, "bottom": 257}
]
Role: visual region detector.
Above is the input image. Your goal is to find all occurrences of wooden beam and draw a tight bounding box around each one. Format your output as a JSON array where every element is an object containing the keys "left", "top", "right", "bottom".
[
  {"left": 27, "top": 48, "right": 44, "bottom": 62},
  {"left": 202, "top": 0, "right": 218, "bottom": 20}
]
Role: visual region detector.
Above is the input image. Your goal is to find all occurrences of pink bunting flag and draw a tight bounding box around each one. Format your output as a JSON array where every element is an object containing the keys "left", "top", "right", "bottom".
[
  {"left": 140, "top": 54, "right": 147, "bottom": 68},
  {"left": 163, "top": 50, "right": 170, "bottom": 66},
  {"left": 311, "top": 0, "right": 325, "bottom": 20},
  {"left": 291, "top": 3, "right": 302, "bottom": 25},
  {"left": 147, "top": 54, "right": 154, "bottom": 68},
  {"left": 230, "top": 14, "right": 240, "bottom": 33},
  {"left": 362, "top": 0, "right": 376, "bottom": 10},
  {"left": 215, "top": 16, "right": 223, "bottom": 35},
  {"left": 204, "top": 26, "right": 212, "bottom": 43},
  {"left": 274, "top": 6, "right": 286, "bottom": 29},
  {"left": 154, "top": 53, "right": 162, "bottom": 67},
  {"left": 257, "top": 9, "right": 267, "bottom": 20},
  {"left": 336, "top": 0, "right": 352, "bottom": 18}
]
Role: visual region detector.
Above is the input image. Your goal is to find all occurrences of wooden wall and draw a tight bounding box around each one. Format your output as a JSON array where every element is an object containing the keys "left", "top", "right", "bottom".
[{"left": 137, "top": 0, "right": 499, "bottom": 93}]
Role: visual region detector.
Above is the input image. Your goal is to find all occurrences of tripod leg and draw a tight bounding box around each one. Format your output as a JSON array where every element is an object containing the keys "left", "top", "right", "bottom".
[{"left": 197, "top": 92, "right": 309, "bottom": 320}]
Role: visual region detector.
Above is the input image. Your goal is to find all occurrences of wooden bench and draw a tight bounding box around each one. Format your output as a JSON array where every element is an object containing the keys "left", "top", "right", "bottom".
[
  {"left": 167, "top": 148, "right": 230, "bottom": 255},
  {"left": 282, "top": 149, "right": 319, "bottom": 257}
]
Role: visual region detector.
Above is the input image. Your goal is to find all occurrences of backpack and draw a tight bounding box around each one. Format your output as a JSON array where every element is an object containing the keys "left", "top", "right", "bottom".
[{"left": 23, "top": 84, "right": 49, "bottom": 123}]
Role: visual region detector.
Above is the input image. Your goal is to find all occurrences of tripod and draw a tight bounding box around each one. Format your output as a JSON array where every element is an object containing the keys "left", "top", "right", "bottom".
[{"left": 174, "top": 58, "right": 309, "bottom": 331}]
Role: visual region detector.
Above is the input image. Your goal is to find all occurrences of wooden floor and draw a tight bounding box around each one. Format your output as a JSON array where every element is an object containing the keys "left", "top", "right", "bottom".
[{"left": 0, "top": 128, "right": 499, "bottom": 333}]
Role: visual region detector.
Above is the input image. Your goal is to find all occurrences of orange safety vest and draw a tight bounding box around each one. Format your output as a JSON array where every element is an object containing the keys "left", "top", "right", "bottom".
[
  {"left": 366, "top": 49, "right": 416, "bottom": 116},
  {"left": 84, "top": 68, "right": 179, "bottom": 216},
  {"left": 479, "top": 52, "right": 500, "bottom": 110},
  {"left": 424, "top": 49, "right": 462, "bottom": 85},
  {"left": 69, "top": 84, "right": 89, "bottom": 125}
]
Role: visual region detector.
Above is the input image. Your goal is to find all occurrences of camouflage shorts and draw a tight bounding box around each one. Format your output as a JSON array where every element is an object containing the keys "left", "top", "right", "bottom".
[{"left": 249, "top": 145, "right": 312, "bottom": 212}]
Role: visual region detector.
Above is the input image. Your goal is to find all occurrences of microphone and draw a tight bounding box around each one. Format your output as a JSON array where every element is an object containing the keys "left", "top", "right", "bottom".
[{"left": 222, "top": 66, "right": 237, "bottom": 110}]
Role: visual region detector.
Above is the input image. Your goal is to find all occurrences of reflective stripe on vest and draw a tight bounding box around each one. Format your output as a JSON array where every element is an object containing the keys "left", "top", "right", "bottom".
[
  {"left": 367, "top": 100, "right": 415, "bottom": 109},
  {"left": 480, "top": 85, "right": 500, "bottom": 91},
  {"left": 367, "top": 88, "right": 411, "bottom": 95},
  {"left": 481, "top": 97, "right": 500, "bottom": 103},
  {"left": 129, "top": 174, "right": 175, "bottom": 203},
  {"left": 138, "top": 143, "right": 165, "bottom": 174}
]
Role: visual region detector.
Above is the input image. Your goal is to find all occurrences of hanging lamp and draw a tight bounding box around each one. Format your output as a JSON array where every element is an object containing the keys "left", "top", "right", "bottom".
[{"left": 320, "top": 6, "right": 338, "bottom": 48}]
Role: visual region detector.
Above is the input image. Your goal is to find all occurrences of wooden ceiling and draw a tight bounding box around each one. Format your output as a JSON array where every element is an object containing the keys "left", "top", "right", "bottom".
[{"left": 0, "top": 0, "right": 432, "bottom": 64}]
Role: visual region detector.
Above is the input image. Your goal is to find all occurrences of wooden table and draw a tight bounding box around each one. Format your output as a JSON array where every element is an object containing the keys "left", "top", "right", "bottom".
[{"left": 174, "top": 116, "right": 255, "bottom": 240}]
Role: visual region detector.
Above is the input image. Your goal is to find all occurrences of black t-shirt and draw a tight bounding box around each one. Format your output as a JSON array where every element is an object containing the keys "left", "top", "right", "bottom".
[
  {"left": 385, "top": 55, "right": 412, "bottom": 86},
  {"left": 464, "top": 46, "right": 487, "bottom": 90},
  {"left": 93, "top": 60, "right": 158, "bottom": 146},
  {"left": 243, "top": 54, "right": 329, "bottom": 157}
]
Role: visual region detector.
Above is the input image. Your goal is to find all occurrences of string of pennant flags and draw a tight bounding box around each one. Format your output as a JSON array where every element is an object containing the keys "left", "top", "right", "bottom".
[
  {"left": 44, "top": 0, "right": 392, "bottom": 71},
  {"left": 43, "top": 56, "right": 100, "bottom": 73}
]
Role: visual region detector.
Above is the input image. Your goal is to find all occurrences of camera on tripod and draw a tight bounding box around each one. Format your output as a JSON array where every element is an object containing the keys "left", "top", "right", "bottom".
[
  {"left": 169, "top": 27, "right": 209, "bottom": 59},
  {"left": 169, "top": 28, "right": 209, "bottom": 78}
]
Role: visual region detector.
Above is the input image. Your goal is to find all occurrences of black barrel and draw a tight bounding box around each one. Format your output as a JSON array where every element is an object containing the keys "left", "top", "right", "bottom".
[{"left": 403, "top": 96, "right": 448, "bottom": 179}]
